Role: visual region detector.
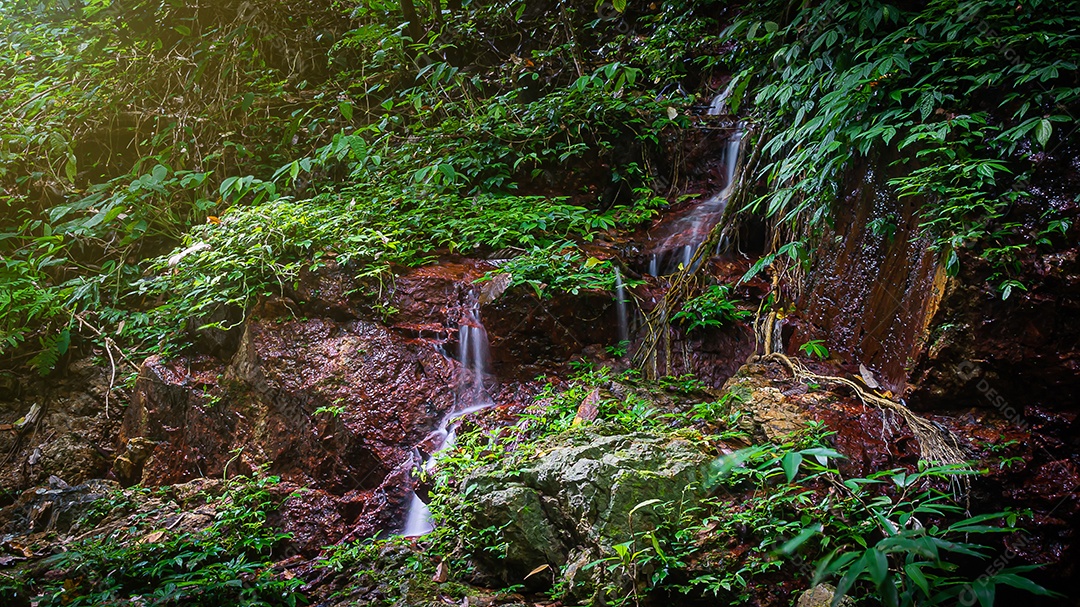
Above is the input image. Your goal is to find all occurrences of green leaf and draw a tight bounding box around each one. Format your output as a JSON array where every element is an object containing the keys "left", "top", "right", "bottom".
[
  {"left": 905, "top": 562, "right": 929, "bottom": 596},
  {"left": 781, "top": 451, "right": 803, "bottom": 482},
  {"left": 970, "top": 577, "right": 995, "bottom": 607},
  {"left": 799, "top": 446, "right": 843, "bottom": 465},
  {"left": 994, "top": 570, "right": 1060, "bottom": 596},
  {"left": 55, "top": 327, "right": 70, "bottom": 356},
  {"left": 778, "top": 523, "right": 821, "bottom": 555},
  {"left": 219, "top": 176, "right": 240, "bottom": 197},
  {"left": 1034, "top": 118, "right": 1052, "bottom": 148},
  {"left": 866, "top": 548, "right": 888, "bottom": 586},
  {"left": 833, "top": 553, "right": 866, "bottom": 602}
]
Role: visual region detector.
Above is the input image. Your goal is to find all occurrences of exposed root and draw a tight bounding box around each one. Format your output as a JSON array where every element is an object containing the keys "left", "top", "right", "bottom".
[
  {"left": 632, "top": 127, "right": 758, "bottom": 377},
  {"left": 755, "top": 350, "right": 969, "bottom": 493}
]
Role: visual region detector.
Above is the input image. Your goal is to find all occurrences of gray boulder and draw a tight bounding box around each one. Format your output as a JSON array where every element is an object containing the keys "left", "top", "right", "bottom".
[{"left": 464, "top": 429, "right": 710, "bottom": 601}]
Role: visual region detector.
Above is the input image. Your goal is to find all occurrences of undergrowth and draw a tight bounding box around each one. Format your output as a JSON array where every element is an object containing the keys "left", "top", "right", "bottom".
[
  {"left": 729, "top": 0, "right": 1080, "bottom": 294},
  {"left": 0, "top": 0, "right": 717, "bottom": 373},
  {"left": 2, "top": 472, "right": 303, "bottom": 606},
  {"left": 315, "top": 366, "right": 1056, "bottom": 606}
]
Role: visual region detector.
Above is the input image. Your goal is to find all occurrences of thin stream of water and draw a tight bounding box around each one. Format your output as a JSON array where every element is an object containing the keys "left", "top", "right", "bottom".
[
  {"left": 646, "top": 90, "right": 744, "bottom": 276},
  {"left": 402, "top": 298, "right": 494, "bottom": 537}
]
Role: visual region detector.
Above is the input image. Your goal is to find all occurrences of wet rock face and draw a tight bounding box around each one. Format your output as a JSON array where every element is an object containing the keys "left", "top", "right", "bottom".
[
  {"left": 483, "top": 288, "right": 622, "bottom": 381},
  {"left": 0, "top": 358, "right": 121, "bottom": 500},
  {"left": 465, "top": 430, "right": 710, "bottom": 597},
  {"left": 230, "top": 300, "right": 458, "bottom": 474},
  {"left": 790, "top": 159, "right": 946, "bottom": 395},
  {"left": 905, "top": 141, "right": 1080, "bottom": 413},
  {"left": 788, "top": 146, "right": 1080, "bottom": 416},
  {"left": 119, "top": 299, "right": 459, "bottom": 545},
  {"left": 0, "top": 476, "right": 118, "bottom": 537},
  {"left": 630, "top": 257, "right": 763, "bottom": 388},
  {"left": 769, "top": 146, "right": 1080, "bottom": 594},
  {"left": 390, "top": 260, "right": 491, "bottom": 336},
  {"left": 908, "top": 245, "right": 1080, "bottom": 413}
]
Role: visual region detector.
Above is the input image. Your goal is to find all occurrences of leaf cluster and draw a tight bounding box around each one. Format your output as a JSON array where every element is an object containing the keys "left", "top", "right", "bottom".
[
  {"left": 5, "top": 472, "right": 303, "bottom": 606},
  {"left": 729, "top": 0, "right": 1080, "bottom": 286}
]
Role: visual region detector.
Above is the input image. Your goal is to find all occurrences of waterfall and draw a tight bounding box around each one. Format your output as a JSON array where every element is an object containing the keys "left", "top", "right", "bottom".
[
  {"left": 457, "top": 304, "right": 493, "bottom": 409},
  {"left": 402, "top": 297, "right": 494, "bottom": 537},
  {"left": 402, "top": 492, "right": 434, "bottom": 536},
  {"left": 614, "top": 266, "right": 629, "bottom": 346},
  {"left": 708, "top": 77, "right": 738, "bottom": 116},
  {"left": 645, "top": 88, "right": 744, "bottom": 276}
]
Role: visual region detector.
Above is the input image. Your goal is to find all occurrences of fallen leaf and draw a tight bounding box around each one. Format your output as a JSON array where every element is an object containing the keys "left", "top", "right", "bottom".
[
  {"left": 573, "top": 388, "right": 600, "bottom": 425},
  {"left": 137, "top": 530, "right": 166, "bottom": 545},
  {"left": 432, "top": 560, "right": 449, "bottom": 583},
  {"left": 524, "top": 563, "right": 550, "bottom": 579}
]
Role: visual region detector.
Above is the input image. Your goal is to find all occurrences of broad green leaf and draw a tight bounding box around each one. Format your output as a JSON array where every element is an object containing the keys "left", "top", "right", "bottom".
[
  {"left": 778, "top": 523, "right": 821, "bottom": 555},
  {"left": 1034, "top": 118, "right": 1052, "bottom": 148},
  {"left": 866, "top": 548, "right": 888, "bottom": 586},
  {"left": 782, "top": 451, "right": 802, "bottom": 482},
  {"left": 905, "top": 562, "right": 929, "bottom": 596}
]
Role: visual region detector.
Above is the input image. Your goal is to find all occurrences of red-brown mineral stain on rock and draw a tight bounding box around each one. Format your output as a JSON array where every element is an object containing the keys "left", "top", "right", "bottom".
[{"left": 119, "top": 297, "right": 460, "bottom": 543}]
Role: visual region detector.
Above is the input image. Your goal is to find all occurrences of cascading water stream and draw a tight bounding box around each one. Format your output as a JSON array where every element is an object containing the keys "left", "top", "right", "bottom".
[
  {"left": 614, "top": 266, "right": 629, "bottom": 346},
  {"left": 646, "top": 90, "right": 744, "bottom": 276},
  {"left": 708, "top": 77, "right": 738, "bottom": 116},
  {"left": 402, "top": 298, "right": 494, "bottom": 537}
]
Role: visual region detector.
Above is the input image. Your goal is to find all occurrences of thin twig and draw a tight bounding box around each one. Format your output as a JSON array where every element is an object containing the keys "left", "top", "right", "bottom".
[{"left": 73, "top": 313, "right": 139, "bottom": 419}]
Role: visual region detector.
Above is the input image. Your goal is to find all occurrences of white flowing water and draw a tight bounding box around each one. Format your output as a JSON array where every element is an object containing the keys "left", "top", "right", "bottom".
[
  {"left": 457, "top": 305, "right": 493, "bottom": 408},
  {"left": 402, "top": 299, "right": 494, "bottom": 537},
  {"left": 708, "top": 77, "right": 738, "bottom": 116},
  {"left": 614, "top": 266, "right": 629, "bottom": 345},
  {"left": 402, "top": 493, "right": 434, "bottom": 537},
  {"left": 646, "top": 89, "right": 744, "bottom": 276}
]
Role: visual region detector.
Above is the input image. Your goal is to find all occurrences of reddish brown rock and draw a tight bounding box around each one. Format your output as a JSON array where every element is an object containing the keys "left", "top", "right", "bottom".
[{"left": 118, "top": 299, "right": 459, "bottom": 543}]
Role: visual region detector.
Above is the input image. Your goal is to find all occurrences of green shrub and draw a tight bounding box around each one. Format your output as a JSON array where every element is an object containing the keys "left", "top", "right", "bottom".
[
  {"left": 728, "top": 0, "right": 1080, "bottom": 287},
  {"left": 11, "top": 473, "right": 304, "bottom": 607},
  {"left": 671, "top": 284, "right": 751, "bottom": 332}
]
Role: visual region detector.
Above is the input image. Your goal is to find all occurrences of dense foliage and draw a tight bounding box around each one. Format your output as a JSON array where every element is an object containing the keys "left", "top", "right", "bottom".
[
  {"left": 729, "top": 0, "right": 1080, "bottom": 294},
  {"left": 1, "top": 1, "right": 1073, "bottom": 604},
  {"left": 1, "top": 473, "right": 303, "bottom": 606},
  {"left": 0, "top": 0, "right": 350, "bottom": 369},
  {"left": 317, "top": 365, "right": 1054, "bottom": 606},
  {"left": 0, "top": 0, "right": 726, "bottom": 374}
]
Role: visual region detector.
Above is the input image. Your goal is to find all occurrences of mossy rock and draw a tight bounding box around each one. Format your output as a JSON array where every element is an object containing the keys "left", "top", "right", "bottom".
[{"left": 464, "top": 430, "right": 710, "bottom": 599}]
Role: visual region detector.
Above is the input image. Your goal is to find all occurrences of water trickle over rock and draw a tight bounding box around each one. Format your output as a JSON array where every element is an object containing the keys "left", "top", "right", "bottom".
[
  {"left": 646, "top": 91, "right": 744, "bottom": 276},
  {"left": 403, "top": 294, "right": 496, "bottom": 537}
]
